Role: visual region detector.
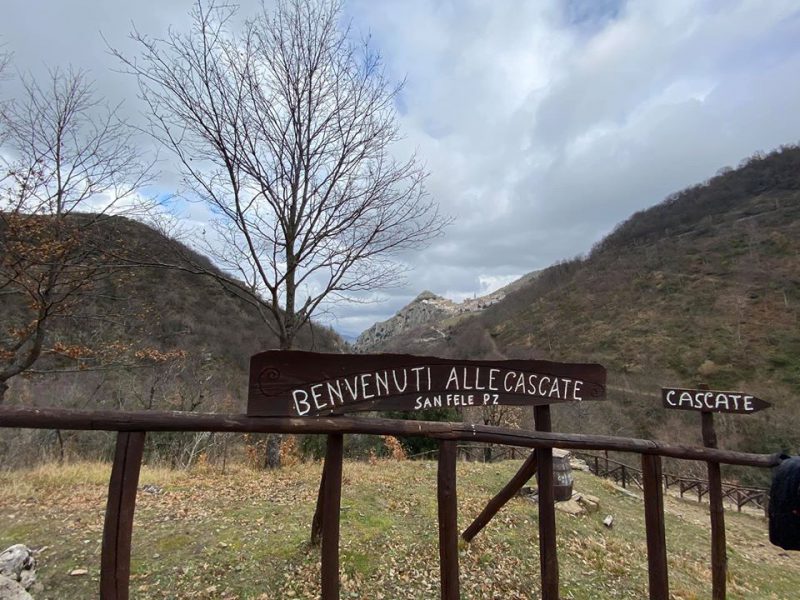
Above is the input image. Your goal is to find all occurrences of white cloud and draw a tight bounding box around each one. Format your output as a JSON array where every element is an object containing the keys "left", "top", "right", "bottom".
[
  {"left": 3, "top": 0, "right": 800, "bottom": 337},
  {"left": 478, "top": 274, "right": 521, "bottom": 296}
]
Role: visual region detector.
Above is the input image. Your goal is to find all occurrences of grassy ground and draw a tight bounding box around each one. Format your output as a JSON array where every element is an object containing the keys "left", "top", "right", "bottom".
[{"left": 0, "top": 456, "right": 797, "bottom": 599}]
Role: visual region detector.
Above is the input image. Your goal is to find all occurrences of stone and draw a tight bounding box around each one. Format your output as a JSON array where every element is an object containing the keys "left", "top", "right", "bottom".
[
  {"left": 0, "top": 575, "right": 34, "bottom": 600},
  {"left": 603, "top": 515, "right": 614, "bottom": 528},
  {"left": 555, "top": 499, "right": 586, "bottom": 516},
  {"left": 570, "top": 458, "right": 592, "bottom": 472},
  {"left": 0, "top": 545, "right": 36, "bottom": 590},
  {"left": 577, "top": 493, "right": 600, "bottom": 513}
]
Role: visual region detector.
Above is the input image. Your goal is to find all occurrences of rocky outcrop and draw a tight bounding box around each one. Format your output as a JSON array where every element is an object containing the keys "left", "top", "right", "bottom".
[
  {"left": 354, "top": 272, "right": 539, "bottom": 353},
  {"left": 353, "top": 291, "right": 456, "bottom": 352}
]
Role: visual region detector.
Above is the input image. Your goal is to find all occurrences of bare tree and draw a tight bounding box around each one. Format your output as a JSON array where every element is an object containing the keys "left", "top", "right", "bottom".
[
  {"left": 0, "top": 47, "right": 11, "bottom": 143},
  {"left": 0, "top": 68, "right": 152, "bottom": 401},
  {"left": 113, "top": 0, "right": 447, "bottom": 354}
]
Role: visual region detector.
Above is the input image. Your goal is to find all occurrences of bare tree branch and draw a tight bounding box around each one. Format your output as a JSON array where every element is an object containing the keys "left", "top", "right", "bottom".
[
  {"left": 0, "top": 67, "right": 154, "bottom": 401},
  {"left": 111, "top": 0, "right": 449, "bottom": 352}
]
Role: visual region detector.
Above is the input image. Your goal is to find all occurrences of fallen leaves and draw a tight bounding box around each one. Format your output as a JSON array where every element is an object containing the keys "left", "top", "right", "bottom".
[{"left": 0, "top": 459, "right": 797, "bottom": 598}]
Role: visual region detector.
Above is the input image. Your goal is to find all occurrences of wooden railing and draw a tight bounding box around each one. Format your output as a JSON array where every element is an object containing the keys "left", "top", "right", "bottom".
[
  {"left": 575, "top": 451, "right": 770, "bottom": 514},
  {"left": 0, "top": 407, "right": 782, "bottom": 600},
  {"left": 408, "top": 443, "right": 527, "bottom": 461}
]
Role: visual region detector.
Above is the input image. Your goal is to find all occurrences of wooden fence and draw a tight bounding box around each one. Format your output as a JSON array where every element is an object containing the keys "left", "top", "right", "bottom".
[
  {"left": 409, "top": 443, "right": 527, "bottom": 461},
  {"left": 575, "top": 451, "right": 770, "bottom": 514},
  {"left": 0, "top": 407, "right": 782, "bottom": 600}
]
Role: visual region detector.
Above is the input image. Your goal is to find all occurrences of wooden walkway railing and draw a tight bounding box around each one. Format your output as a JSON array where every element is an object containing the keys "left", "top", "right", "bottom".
[
  {"left": 0, "top": 407, "right": 783, "bottom": 600},
  {"left": 575, "top": 451, "right": 770, "bottom": 514}
]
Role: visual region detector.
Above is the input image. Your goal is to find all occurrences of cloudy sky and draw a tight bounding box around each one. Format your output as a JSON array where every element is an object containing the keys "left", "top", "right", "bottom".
[{"left": 3, "top": 0, "right": 800, "bottom": 339}]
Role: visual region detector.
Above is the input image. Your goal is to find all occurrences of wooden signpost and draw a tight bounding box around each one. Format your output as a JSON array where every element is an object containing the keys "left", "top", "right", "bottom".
[
  {"left": 248, "top": 351, "right": 606, "bottom": 417},
  {"left": 248, "top": 350, "right": 607, "bottom": 600},
  {"left": 661, "top": 387, "right": 771, "bottom": 415},
  {"left": 663, "top": 384, "right": 771, "bottom": 600}
]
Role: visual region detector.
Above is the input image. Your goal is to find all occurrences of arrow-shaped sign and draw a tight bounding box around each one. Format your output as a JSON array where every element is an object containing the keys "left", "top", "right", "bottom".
[{"left": 661, "top": 387, "right": 771, "bottom": 414}]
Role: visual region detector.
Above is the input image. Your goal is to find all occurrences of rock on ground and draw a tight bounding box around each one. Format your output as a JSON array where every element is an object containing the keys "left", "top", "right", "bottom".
[
  {"left": 0, "top": 575, "right": 34, "bottom": 600},
  {"left": 575, "top": 493, "right": 600, "bottom": 513},
  {"left": 555, "top": 492, "right": 602, "bottom": 516},
  {"left": 556, "top": 498, "right": 586, "bottom": 516},
  {"left": 0, "top": 545, "right": 37, "bottom": 591}
]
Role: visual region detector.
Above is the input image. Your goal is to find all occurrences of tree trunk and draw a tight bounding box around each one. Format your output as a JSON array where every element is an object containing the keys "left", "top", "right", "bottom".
[
  {"left": 263, "top": 325, "right": 295, "bottom": 470},
  {"left": 55, "top": 430, "right": 65, "bottom": 464},
  {"left": 266, "top": 434, "right": 282, "bottom": 470}
]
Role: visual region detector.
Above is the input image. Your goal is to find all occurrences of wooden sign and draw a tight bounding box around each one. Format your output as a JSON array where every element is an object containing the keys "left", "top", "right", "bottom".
[
  {"left": 662, "top": 387, "right": 770, "bottom": 414},
  {"left": 248, "top": 351, "right": 607, "bottom": 417}
]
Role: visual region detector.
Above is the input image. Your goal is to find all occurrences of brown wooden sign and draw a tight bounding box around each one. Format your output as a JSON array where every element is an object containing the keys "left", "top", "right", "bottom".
[
  {"left": 662, "top": 387, "right": 770, "bottom": 414},
  {"left": 248, "top": 351, "right": 607, "bottom": 417}
]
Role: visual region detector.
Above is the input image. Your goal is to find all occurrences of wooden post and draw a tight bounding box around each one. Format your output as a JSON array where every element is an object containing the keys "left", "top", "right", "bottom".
[
  {"left": 535, "top": 405, "right": 559, "bottom": 600},
  {"left": 642, "top": 454, "right": 669, "bottom": 600},
  {"left": 461, "top": 450, "right": 537, "bottom": 542},
  {"left": 101, "top": 431, "right": 146, "bottom": 600},
  {"left": 321, "top": 434, "right": 343, "bottom": 600},
  {"left": 702, "top": 410, "right": 727, "bottom": 600},
  {"left": 311, "top": 454, "right": 329, "bottom": 546},
  {"left": 437, "top": 440, "right": 460, "bottom": 600}
]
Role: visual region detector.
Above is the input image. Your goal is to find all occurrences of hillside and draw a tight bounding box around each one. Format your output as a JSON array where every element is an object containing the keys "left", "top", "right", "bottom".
[
  {"left": 0, "top": 215, "right": 342, "bottom": 416},
  {"left": 0, "top": 458, "right": 795, "bottom": 599},
  {"left": 359, "top": 146, "right": 800, "bottom": 464}
]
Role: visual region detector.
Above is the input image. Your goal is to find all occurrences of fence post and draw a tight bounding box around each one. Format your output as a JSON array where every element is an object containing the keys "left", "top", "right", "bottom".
[
  {"left": 702, "top": 411, "right": 727, "bottom": 600},
  {"left": 101, "top": 431, "right": 146, "bottom": 600},
  {"left": 311, "top": 460, "right": 328, "bottom": 546},
  {"left": 642, "top": 454, "right": 669, "bottom": 600},
  {"left": 437, "top": 440, "right": 460, "bottom": 600},
  {"left": 321, "top": 434, "right": 344, "bottom": 600},
  {"left": 461, "top": 450, "right": 537, "bottom": 542},
  {"left": 535, "top": 405, "right": 559, "bottom": 600}
]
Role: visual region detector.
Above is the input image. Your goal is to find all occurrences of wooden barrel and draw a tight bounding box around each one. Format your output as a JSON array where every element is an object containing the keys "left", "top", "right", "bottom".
[{"left": 553, "top": 449, "right": 574, "bottom": 502}]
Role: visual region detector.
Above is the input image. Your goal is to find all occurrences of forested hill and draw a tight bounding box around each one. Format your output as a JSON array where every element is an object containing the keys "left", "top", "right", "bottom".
[
  {"left": 1, "top": 215, "right": 343, "bottom": 413},
  {"left": 363, "top": 146, "right": 800, "bottom": 461}
]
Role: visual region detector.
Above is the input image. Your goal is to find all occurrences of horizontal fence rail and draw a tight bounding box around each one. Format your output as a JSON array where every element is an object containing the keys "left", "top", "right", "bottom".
[
  {"left": 0, "top": 407, "right": 784, "bottom": 600},
  {"left": 575, "top": 451, "right": 770, "bottom": 514},
  {"left": 0, "top": 407, "right": 781, "bottom": 467}
]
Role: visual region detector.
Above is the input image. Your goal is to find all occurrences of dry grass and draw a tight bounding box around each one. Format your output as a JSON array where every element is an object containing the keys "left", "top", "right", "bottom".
[{"left": 0, "top": 458, "right": 798, "bottom": 599}]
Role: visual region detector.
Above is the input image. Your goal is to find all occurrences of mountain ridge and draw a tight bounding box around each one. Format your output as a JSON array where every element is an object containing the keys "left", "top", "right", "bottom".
[{"left": 351, "top": 145, "right": 800, "bottom": 468}]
